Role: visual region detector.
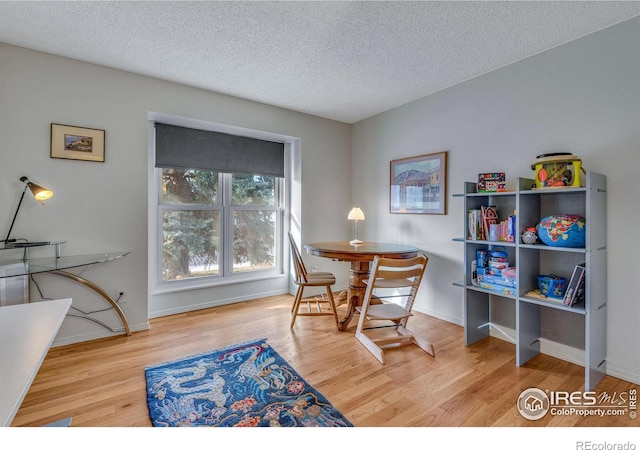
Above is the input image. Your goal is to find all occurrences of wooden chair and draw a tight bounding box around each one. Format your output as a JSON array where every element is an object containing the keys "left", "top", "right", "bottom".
[
  {"left": 288, "top": 231, "right": 339, "bottom": 328},
  {"left": 355, "top": 254, "right": 435, "bottom": 364}
]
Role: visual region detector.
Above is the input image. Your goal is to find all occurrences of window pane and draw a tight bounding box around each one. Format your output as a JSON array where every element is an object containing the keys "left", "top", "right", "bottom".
[
  {"left": 231, "top": 174, "right": 275, "bottom": 206},
  {"left": 232, "top": 210, "right": 276, "bottom": 272},
  {"left": 162, "top": 168, "right": 218, "bottom": 204},
  {"left": 162, "top": 210, "right": 219, "bottom": 281}
]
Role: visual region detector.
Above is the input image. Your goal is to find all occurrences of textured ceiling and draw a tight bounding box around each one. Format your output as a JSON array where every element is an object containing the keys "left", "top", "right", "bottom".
[{"left": 1, "top": 1, "right": 640, "bottom": 123}]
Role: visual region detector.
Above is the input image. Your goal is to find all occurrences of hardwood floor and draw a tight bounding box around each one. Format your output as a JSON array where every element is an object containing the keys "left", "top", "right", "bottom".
[{"left": 12, "top": 294, "right": 638, "bottom": 428}]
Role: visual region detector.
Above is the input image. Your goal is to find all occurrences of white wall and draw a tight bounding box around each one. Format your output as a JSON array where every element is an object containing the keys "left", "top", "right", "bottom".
[
  {"left": 0, "top": 43, "right": 352, "bottom": 344},
  {"left": 351, "top": 17, "right": 640, "bottom": 384}
]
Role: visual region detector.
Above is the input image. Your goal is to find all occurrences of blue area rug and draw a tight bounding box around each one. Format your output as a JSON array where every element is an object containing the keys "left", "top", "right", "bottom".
[{"left": 145, "top": 339, "right": 353, "bottom": 427}]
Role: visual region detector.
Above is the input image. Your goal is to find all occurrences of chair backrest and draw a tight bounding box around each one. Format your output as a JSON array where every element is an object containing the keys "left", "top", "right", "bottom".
[
  {"left": 364, "top": 254, "right": 428, "bottom": 312},
  {"left": 288, "top": 231, "right": 308, "bottom": 284}
]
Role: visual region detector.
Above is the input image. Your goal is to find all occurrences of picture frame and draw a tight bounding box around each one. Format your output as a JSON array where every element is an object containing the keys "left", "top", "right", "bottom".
[
  {"left": 50, "top": 123, "right": 105, "bottom": 162},
  {"left": 390, "top": 151, "right": 448, "bottom": 214}
]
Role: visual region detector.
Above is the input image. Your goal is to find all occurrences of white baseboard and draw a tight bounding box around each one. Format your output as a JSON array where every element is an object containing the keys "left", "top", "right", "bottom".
[
  {"left": 413, "top": 310, "right": 640, "bottom": 386},
  {"left": 413, "top": 305, "right": 463, "bottom": 327},
  {"left": 487, "top": 323, "right": 640, "bottom": 386},
  {"left": 52, "top": 321, "right": 150, "bottom": 347},
  {"left": 148, "top": 288, "right": 289, "bottom": 319}
]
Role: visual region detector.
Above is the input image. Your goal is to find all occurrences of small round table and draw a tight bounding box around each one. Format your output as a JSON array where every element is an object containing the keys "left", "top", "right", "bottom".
[{"left": 305, "top": 241, "right": 419, "bottom": 331}]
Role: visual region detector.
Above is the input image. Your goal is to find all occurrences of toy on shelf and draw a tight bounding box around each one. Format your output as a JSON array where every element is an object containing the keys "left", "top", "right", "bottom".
[
  {"left": 521, "top": 227, "right": 538, "bottom": 245},
  {"left": 531, "top": 152, "right": 585, "bottom": 189},
  {"left": 477, "top": 172, "right": 506, "bottom": 192},
  {"left": 537, "top": 214, "right": 586, "bottom": 248},
  {"left": 537, "top": 274, "right": 567, "bottom": 299}
]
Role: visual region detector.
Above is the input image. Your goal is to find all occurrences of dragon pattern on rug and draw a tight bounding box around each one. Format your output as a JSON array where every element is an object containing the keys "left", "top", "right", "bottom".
[{"left": 145, "top": 340, "right": 353, "bottom": 427}]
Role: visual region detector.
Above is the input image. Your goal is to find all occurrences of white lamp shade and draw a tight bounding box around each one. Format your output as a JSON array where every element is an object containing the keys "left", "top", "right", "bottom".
[{"left": 348, "top": 207, "right": 365, "bottom": 221}]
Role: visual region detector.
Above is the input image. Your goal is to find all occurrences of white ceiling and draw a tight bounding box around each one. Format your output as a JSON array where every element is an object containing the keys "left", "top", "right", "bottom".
[{"left": 1, "top": 1, "right": 640, "bottom": 124}]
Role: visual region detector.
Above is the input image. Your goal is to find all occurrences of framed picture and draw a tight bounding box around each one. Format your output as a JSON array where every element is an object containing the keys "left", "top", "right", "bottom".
[
  {"left": 51, "top": 123, "right": 105, "bottom": 162},
  {"left": 390, "top": 151, "right": 448, "bottom": 214}
]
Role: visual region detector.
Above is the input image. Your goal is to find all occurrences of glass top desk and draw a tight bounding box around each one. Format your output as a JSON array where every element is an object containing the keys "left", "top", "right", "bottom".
[{"left": 0, "top": 243, "right": 131, "bottom": 336}]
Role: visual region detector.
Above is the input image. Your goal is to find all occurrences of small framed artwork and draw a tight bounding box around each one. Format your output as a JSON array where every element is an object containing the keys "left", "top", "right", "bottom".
[
  {"left": 51, "top": 123, "right": 105, "bottom": 162},
  {"left": 390, "top": 151, "right": 448, "bottom": 214}
]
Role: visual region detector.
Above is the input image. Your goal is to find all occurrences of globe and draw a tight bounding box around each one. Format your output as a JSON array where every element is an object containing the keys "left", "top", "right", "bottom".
[{"left": 536, "top": 214, "right": 586, "bottom": 248}]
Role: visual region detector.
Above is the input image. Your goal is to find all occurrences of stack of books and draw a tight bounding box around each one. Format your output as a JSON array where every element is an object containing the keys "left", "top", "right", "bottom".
[{"left": 467, "top": 206, "right": 515, "bottom": 242}]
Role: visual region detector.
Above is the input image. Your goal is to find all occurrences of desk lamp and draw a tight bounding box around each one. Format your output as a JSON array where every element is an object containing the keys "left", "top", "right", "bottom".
[
  {"left": 348, "top": 207, "right": 365, "bottom": 245},
  {"left": 3, "top": 176, "right": 53, "bottom": 246}
]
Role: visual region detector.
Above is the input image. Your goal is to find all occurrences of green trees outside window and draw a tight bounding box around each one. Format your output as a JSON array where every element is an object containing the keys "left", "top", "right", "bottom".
[{"left": 160, "top": 168, "right": 281, "bottom": 282}]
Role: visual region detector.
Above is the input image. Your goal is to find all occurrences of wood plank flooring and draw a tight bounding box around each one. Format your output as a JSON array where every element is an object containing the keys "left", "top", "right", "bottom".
[{"left": 12, "top": 294, "right": 638, "bottom": 428}]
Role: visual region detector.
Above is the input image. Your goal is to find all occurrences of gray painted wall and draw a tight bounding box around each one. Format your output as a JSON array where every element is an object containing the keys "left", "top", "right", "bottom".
[
  {"left": 0, "top": 43, "right": 352, "bottom": 344},
  {"left": 351, "top": 17, "right": 640, "bottom": 384}
]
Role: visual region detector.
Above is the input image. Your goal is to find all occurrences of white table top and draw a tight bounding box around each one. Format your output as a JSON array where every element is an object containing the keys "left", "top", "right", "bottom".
[{"left": 0, "top": 298, "right": 71, "bottom": 427}]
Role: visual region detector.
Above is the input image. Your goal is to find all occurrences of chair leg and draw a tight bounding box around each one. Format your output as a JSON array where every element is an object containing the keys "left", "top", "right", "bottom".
[
  {"left": 398, "top": 326, "right": 435, "bottom": 357},
  {"left": 325, "top": 286, "right": 339, "bottom": 326},
  {"left": 291, "top": 284, "right": 339, "bottom": 329},
  {"left": 290, "top": 289, "right": 298, "bottom": 313},
  {"left": 290, "top": 286, "right": 305, "bottom": 328},
  {"left": 355, "top": 330, "right": 386, "bottom": 364}
]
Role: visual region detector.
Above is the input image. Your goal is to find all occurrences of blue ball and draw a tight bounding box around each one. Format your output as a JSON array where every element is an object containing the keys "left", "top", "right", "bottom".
[{"left": 536, "top": 215, "right": 585, "bottom": 248}]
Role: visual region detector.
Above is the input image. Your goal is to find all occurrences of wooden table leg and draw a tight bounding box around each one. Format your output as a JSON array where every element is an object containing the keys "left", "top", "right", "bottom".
[{"left": 338, "top": 260, "right": 370, "bottom": 331}]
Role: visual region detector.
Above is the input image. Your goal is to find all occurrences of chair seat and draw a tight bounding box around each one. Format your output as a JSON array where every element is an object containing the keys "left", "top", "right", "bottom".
[
  {"left": 305, "top": 272, "right": 336, "bottom": 284},
  {"left": 358, "top": 303, "right": 412, "bottom": 321},
  {"left": 365, "top": 278, "right": 415, "bottom": 289}
]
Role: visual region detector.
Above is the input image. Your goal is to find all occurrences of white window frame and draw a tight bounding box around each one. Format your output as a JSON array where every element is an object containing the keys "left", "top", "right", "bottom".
[
  {"left": 148, "top": 113, "right": 292, "bottom": 295},
  {"left": 222, "top": 173, "right": 284, "bottom": 277}
]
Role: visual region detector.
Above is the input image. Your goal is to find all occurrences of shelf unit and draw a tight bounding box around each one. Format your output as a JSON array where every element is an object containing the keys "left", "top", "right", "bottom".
[{"left": 453, "top": 172, "right": 607, "bottom": 390}]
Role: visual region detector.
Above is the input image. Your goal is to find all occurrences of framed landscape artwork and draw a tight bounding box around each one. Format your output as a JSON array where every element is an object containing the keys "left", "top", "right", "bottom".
[
  {"left": 51, "top": 123, "right": 105, "bottom": 162},
  {"left": 390, "top": 151, "right": 448, "bottom": 214}
]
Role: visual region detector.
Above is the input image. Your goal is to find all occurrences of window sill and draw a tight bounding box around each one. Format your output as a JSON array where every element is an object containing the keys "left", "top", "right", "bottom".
[{"left": 150, "top": 270, "right": 286, "bottom": 296}]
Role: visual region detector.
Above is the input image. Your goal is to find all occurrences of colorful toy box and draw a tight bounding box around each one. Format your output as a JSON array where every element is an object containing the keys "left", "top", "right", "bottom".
[
  {"left": 537, "top": 274, "right": 567, "bottom": 299},
  {"left": 531, "top": 153, "right": 583, "bottom": 189},
  {"left": 477, "top": 173, "right": 506, "bottom": 192}
]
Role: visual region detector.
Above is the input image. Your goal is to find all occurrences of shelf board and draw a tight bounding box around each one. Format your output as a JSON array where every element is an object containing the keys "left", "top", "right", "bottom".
[
  {"left": 454, "top": 191, "right": 516, "bottom": 198},
  {"left": 519, "top": 243, "right": 586, "bottom": 253},
  {"left": 458, "top": 240, "right": 584, "bottom": 252},
  {"left": 465, "top": 283, "right": 516, "bottom": 300},
  {"left": 464, "top": 239, "right": 516, "bottom": 247},
  {"left": 519, "top": 186, "right": 586, "bottom": 195},
  {"left": 520, "top": 293, "right": 586, "bottom": 315}
]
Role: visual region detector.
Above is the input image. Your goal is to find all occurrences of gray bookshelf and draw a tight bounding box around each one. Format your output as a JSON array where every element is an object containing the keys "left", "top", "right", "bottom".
[{"left": 453, "top": 172, "right": 607, "bottom": 390}]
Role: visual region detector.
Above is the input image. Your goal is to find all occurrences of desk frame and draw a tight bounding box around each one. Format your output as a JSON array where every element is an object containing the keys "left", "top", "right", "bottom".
[
  {"left": 0, "top": 245, "right": 131, "bottom": 337},
  {"left": 47, "top": 270, "right": 131, "bottom": 336}
]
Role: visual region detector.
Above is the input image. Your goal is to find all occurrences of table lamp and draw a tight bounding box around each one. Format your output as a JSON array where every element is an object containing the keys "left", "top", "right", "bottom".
[
  {"left": 3, "top": 176, "right": 53, "bottom": 246},
  {"left": 348, "top": 207, "right": 365, "bottom": 245}
]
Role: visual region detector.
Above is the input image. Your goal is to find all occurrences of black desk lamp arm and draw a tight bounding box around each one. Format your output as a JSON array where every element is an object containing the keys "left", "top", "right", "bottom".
[{"left": 2, "top": 183, "right": 28, "bottom": 244}]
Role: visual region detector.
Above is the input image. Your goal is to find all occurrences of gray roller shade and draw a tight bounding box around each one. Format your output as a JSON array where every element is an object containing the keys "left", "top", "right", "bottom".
[{"left": 155, "top": 123, "right": 285, "bottom": 177}]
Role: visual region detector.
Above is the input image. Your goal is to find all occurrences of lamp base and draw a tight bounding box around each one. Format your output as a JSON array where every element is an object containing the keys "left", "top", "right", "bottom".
[{"left": 349, "top": 239, "right": 363, "bottom": 245}]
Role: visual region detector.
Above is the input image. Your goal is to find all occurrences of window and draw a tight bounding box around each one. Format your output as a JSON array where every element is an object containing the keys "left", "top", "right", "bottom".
[
  {"left": 152, "top": 121, "right": 287, "bottom": 290},
  {"left": 159, "top": 168, "right": 283, "bottom": 284}
]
